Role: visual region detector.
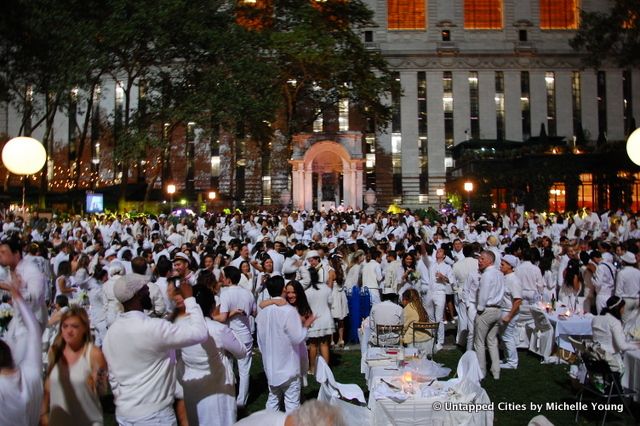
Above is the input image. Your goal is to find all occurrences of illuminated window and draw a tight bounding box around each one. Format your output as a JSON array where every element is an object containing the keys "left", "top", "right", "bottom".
[
  {"left": 545, "top": 72, "right": 556, "bottom": 136},
  {"left": 338, "top": 99, "right": 349, "bottom": 131},
  {"left": 540, "top": 0, "right": 578, "bottom": 30},
  {"left": 469, "top": 72, "right": 479, "bottom": 139},
  {"left": 464, "top": 0, "right": 503, "bottom": 30},
  {"left": 387, "top": 0, "right": 426, "bottom": 30},
  {"left": 236, "top": 0, "right": 272, "bottom": 30},
  {"left": 495, "top": 72, "right": 505, "bottom": 141},
  {"left": 313, "top": 109, "right": 323, "bottom": 133},
  {"left": 443, "top": 71, "right": 454, "bottom": 148}
]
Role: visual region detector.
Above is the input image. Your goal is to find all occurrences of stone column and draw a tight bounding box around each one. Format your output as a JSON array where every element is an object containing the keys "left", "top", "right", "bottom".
[
  {"left": 400, "top": 71, "right": 420, "bottom": 206},
  {"left": 290, "top": 160, "right": 305, "bottom": 211},
  {"left": 606, "top": 69, "right": 625, "bottom": 140},
  {"left": 354, "top": 160, "right": 365, "bottom": 210},
  {"left": 304, "top": 163, "right": 313, "bottom": 212},
  {"left": 581, "top": 70, "right": 598, "bottom": 143},
  {"left": 343, "top": 163, "right": 354, "bottom": 209},
  {"left": 504, "top": 71, "right": 522, "bottom": 141},
  {"left": 317, "top": 172, "right": 323, "bottom": 211},
  {"left": 427, "top": 71, "right": 445, "bottom": 209}
]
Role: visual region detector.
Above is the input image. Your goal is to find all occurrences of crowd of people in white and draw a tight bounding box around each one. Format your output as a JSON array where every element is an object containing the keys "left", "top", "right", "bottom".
[{"left": 0, "top": 205, "right": 638, "bottom": 425}]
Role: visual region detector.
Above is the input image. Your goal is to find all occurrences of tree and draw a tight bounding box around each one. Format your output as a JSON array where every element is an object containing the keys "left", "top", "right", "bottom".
[
  {"left": 570, "top": 0, "right": 640, "bottom": 69},
  {"left": 241, "top": 0, "right": 399, "bottom": 203}
]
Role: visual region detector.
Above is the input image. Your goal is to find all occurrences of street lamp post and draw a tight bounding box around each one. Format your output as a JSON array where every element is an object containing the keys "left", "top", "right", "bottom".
[
  {"left": 167, "top": 184, "right": 176, "bottom": 212},
  {"left": 436, "top": 188, "right": 445, "bottom": 210},
  {"left": 464, "top": 181, "right": 473, "bottom": 212}
]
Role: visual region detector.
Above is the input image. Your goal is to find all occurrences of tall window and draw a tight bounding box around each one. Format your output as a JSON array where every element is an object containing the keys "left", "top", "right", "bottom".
[
  {"left": 443, "top": 71, "right": 454, "bottom": 148},
  {"left": 69, "top": 87, "right": 78, "bottom": 160},
  {"left": 338, "top": 99, "right": 349, "bottom": 131},
  {"left": 623, "top": 70, "right": 634, "bottom": 135},
  {"left": 597, "top": 71, "right": 607, "bottom": 139},
  {"left": 387, "top": 0, "right": 426, "bottom": 30},
  {"left": 540, "top": 0, "right": 578, "bottom": 30},
  {"left": 495, "top": 72, "right": 505, "bottom": 141},
  {"left": 521, "top": 72, "right": 531, "bottom": 140},
  {"left": 391, "top": 72, "right": 402, "bottom": 196},
  {"left": 464, "top": 0, "right": 503, "bottom": 29},
  {"left": 571, "top": 71, "right": 582, "bottom": 138},
  {"left": 418, "top": 72, "right": 428, "bottom": 193},
  {"left": 313, "top": 109, "right": 323, "bottom": 132},
  {"left": 469, "top": 72, "right": 479, "bottom": 139},
  {"left": 545, "top": 72, "right": 557, "bottom": 136}
]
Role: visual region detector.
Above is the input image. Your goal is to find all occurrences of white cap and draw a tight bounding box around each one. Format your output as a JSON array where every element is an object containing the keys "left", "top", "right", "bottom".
[{"left": 502, "top": 254, "right": 518, "bottom": 269}]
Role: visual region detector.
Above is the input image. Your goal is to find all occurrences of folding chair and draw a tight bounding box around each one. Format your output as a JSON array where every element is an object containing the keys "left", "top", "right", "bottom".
[
  {"left": 375, "top": 324, "right": 404, "bottom": 347},
  {"left": 411, "top": 321, "right": 439, "bottom": 358},
  {"left": 575, "top": 350, "right": 637, "bottom": 425},
  {"left": 528, "top": 307, "right": 554, "bottom": 361}
]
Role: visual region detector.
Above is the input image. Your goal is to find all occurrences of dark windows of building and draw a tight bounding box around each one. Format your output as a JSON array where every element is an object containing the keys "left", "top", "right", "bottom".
[
  {"left": 68, "top": 87, "right": 78, "bottom": 163},
  {"left": 540, "top": 0, "right": 578, "bottom": 30},
  {"left": 391, "top": 72, "right": 402, "bottom": 196},
  {"left": 464, "top": 0, "right": 503, "bottom": 30},
  {"left": 597, "top": 71, "right": 607, "bottom": 139},
  {"left": 392, "top": 72, "right": 401, "bottom": 132},
  {"left": 469, "top": 72, "right": 479, "bottom": 139},
  {"left": 442, "top": 29, "right": 451, "bottom": 41},
  {"left": 364, "top": 30, "right": 373, "bottom": 42},
  {"left": 545, "top": 72, "right": 557, "bottom": 136},
  {"left": 418, "top": 71, "right": 428, "bottom": 193},
  {"left": 495, "top": 71, "right": 505, "bottom": 141},
  {"left": 623, "top": 70, "right": 634, "bottom": 135},
  {"left": 387, "top": 0, "right": 426, "bottom": 30},
  {"left": 443, "top": 71, "right": 454, "bottom": 148},
  {"left": 521, "top": 71, "right": 531, "bottom": 140},
  {"left": 518, "top": 29, "right": 527, "bottom": 41},
  {"left": 236, "top": 0, "right": 272, "bottom": 30}
]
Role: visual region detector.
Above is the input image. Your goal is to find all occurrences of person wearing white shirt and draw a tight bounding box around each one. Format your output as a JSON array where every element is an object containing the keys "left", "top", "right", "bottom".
[
  {"left": 452, "top": 244, "right": 478, "bottom": 348},
  {"left": 514, "top": 249, "right": 544, "bottom": 304},
  {"left": 615, "top": 252, "right": 640, "bottom": 322},
  {"left": 592, "top": 250, "right": 616, "bottom": 314},
  {"left": 0, "top": 238, "right": 48, "bottom": 366},
  {"left": 256, "top": 276, "right": 315, "bottom": 413},
  {"left": 422, "top": 247, "right": 453, "bottom": 350},
  {"left": 368, "top": 299, "right": 404, "bottom": 346},
  {"left": 474, "top": 250, "right": 505, "bottom": 380},
  {"left": 361, "top": 249, "right": 383, "bottom": 304},
  {"left": 591, "top": 296, "right": 638, "bottom": 372},
  {"left": 0, "top": 281, "right": 42, "bottom": 426},
  {"left": 498, "top": 255, "right": 523, "bottom": 370},
  {"left": 103, "top": 274, "right": 207, "bottom": 425},
  {"left": 213, "top": 266, "right": 257, "bottom": 409}
]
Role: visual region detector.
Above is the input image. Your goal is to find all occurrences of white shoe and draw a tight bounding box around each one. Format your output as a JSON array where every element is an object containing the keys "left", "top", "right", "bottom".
[
  {"left": 435, "top": 344, "right": 443, "bottom": 352},
  {"left": 499, "top": 362, "right": 517, "bottom": 369},
  {"left": 443, "top": 320, "right": 448, "bottom": 325}
]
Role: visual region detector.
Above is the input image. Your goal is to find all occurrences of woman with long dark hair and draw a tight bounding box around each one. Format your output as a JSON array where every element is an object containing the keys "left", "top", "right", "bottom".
[
  {"left": 305, "top": 259, "right": 334, "bottom": 375},
  {"left": 42, "top": 307, "right": 107, "bottom": 425},
  {"left": 591, "top": 296, "right": 637, "bottom": 372}
]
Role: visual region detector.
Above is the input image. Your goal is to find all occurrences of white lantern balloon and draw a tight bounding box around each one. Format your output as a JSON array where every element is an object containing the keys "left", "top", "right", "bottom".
[
  {"left": 2, "top": 136, "right": 47, "bottom": 175},
  {"left": 626, "top": 128, "right": 640, "bottom": 166}
]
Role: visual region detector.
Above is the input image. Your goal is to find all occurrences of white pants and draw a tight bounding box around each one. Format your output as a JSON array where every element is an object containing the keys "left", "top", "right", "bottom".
[
  {"left": 236, "top": 337, "right": 253, "bottom": 407},
  {"left": 622, "top": 298, "right": 639, "bottom": 323},
  {"left": 266, "top": 376, "right": 301, "bottom": 413},
  {"left": 425, "top": 292, "right": 446, "bottom": 345},
  {"left": 117, "top": 406, "right": 177, "bottom": 426},
  {"left": 474, "top": 307, "right": 502, "bottom": 379},
  {"left": 454, "top": 294, "right": 468, "bottom": 346},
  {"left": 366, "top": 287, "right": 381, "bottom": 305},
  {"left": 466, "top": 305, "right": 477, "bottom": 351},
  {"left": 499, "top": 313, "right": 519, "bottom": 367}
]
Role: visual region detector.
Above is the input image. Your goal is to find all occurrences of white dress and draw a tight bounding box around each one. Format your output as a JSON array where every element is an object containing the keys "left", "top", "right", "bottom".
[
  {"left": 330, "top": 267, "right": 349, "bottom": 320},
  {"left": 177, "top": 317, "right": 248, "bottom": 426},
  {"left": 305, "top": 285, "right": 334, "bottom": 338}
]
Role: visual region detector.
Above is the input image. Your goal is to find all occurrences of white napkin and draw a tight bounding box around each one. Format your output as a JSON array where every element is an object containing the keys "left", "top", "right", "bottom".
[{"left": 373, "top": 382, "right": 409, "bottom": 403}]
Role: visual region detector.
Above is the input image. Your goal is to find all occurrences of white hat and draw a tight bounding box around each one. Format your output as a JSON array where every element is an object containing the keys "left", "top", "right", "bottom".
[
  {"left": 502, "top": 254, "right": 518, "bottom": 269},
  {"left": 104, "top": 248, "right": 117, "bottom": 258},
  {"left": 620, "top": 252, "right": 636, "bottom": 264},
  {"left": 113, "top": 275, "right": 148, "bottom": 304},
  {"left": 306, "top": 250, "right": 320, "bottom": 260},
  {"left": 173, "top": 252, "right": 190, "bottom": 263}
]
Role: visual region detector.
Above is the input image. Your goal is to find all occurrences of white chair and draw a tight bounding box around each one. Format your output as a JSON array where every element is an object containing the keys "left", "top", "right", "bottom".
[
  {"left": 529, "top": 307, "right": 554, "bottom": 361},
  {"left": 316, "top": 355, "right": 366, "bottom": 404},
  {"left": 456, "top": 350, "right": 484, "bottom": 384},
  {"left": 315, "top": 356, "right": 370, "bottom": 426}
]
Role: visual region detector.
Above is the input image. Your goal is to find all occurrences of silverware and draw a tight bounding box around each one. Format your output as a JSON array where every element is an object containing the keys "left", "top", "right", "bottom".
[{"left": 381, "top": 379, "right": 401, "bottom": 390}]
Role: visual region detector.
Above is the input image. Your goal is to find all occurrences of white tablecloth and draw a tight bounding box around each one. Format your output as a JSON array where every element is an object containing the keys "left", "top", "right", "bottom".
[
  {"left": 364, "top": 347, "right": 418, "bottom": 390},
  {"left": 546, "top": 313, "right": 593, "bottom": 351},
  {"left": 623, "top": 349, "right": 640, "bottom": 402}
]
